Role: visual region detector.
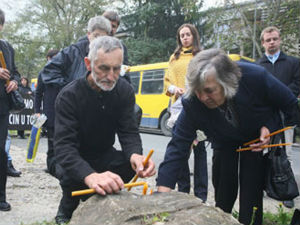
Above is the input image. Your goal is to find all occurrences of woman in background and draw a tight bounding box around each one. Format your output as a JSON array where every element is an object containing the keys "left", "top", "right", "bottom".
[
  {"left": 163, "top": 23, "right": 208, "bottom": 202},
  {"left": 17, "top": 77, "right": 32, "bottom": 138}
]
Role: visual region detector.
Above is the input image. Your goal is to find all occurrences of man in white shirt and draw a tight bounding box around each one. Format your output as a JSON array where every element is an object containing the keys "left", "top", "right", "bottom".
[{"left": 257, "top": 26, "right": 300, "bottom": 209}]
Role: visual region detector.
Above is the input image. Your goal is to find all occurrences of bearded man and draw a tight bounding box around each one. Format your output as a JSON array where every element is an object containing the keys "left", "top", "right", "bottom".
[{"left": 53, "top": 36, "right": 155, "bottom": 224}]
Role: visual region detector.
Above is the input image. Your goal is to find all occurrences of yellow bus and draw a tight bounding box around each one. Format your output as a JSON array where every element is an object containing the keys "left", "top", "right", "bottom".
[
  {"left": 127, "top": 54, "right": 254, "bottom": 136},
  {"left": 126, "top": 62, "right": 172, "bottom": 136}
]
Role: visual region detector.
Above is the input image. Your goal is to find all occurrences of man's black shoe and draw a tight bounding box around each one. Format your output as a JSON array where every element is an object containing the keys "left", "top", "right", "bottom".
[
  {"left": 283, "top": 200, "right": 294, "bottom": 208},
  {"left": 55, "top": 215, "right": 70, "bottom": 225},
  {"left": 7, "top": 160, "right": 21, "bottom": 177},
  {"left": 0, "top": 201, "right": 11, "bottom": 211}
]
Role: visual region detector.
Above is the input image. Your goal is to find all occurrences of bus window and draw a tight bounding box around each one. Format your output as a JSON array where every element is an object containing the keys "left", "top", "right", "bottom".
[
  {"left": 141, "top": 70, "right": 164, "bottom": 94},
  {"left": 127, "top": 72, "right": 140, "bottom": 94}
]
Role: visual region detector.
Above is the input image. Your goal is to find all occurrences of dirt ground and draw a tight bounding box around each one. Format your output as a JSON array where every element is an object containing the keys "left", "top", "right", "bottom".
[
  {"left": 1, "top": 136, "right": 298, "bottom": 225},
  {"left": 1, "top": 138, "right": 61, "bottom": 225},
  {"left": 0, "top": 137, "right": 157, "bottom": 225}
]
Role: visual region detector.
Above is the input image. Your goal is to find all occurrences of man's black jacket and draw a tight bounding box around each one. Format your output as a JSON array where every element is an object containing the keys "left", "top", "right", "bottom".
[
  {"left": 41, "top": 36, "right": 130, "bottom": 87},
  {"left": 41, "top": 37, "right": 89, "bottom": 87},
  {"left": 0, "top": 39, "right": 20, "bottom": 114},
  {"left": 257, "top": 52, "right": 300, "bottom": 97},
  {"left": 54, "top": 74, "right": 142, "bottom": 182}
]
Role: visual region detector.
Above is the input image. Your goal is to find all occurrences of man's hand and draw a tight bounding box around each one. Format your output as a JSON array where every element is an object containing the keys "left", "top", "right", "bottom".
[
  {"left": 84, "top": 171, "right": 124, "bottom": 195},
  {"left": 0, "top": 68, "right": 10, "bottom": 81},
  {"left": 6, "top": 80, "right": 18, "bottom": 93},
  {"left": 0, "top": 68, "right": 18, "bottom": 93},
  {"left": 35, "top": 113, "right": 41, "bottom": 118},
  {"left": 130, "top": 153, "right": 156, "bottom": 178},
  {"left": 249, "top": 126, "right": 270, "bottom": 152}
]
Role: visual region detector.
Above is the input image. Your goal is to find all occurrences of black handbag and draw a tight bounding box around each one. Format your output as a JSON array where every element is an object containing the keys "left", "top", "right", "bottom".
[
  {"left": 264, "top": 134, "right": 299, "bottom": 201},
  {"left": 8, "top": 89, "right": 25, "bottom": 113}
]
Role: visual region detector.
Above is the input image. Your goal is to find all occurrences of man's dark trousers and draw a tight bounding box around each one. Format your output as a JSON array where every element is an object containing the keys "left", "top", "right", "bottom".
[
  {"left": 56, "top": 150, "right": 136, "bottom": 220},
  {"left": 46, "top": 127, "right": 55, "bottom": 177},
  {"left": 0, "top": 114, "right": 9, "bottom": 202}
]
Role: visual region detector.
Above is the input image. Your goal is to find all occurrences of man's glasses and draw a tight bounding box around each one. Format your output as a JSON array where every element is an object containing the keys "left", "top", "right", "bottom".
[{"left": 264, "top": 37, "right": 279, "bottom": 43}]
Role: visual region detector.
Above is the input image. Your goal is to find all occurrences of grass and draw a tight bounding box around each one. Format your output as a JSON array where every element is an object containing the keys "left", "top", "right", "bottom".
[
  {"left": 232, "top": 203, "right": 294, "bottom": 225},
  {"left": 263, "top": 203, "right": 293, "bottom": 225},
  {"left": 142, "top": 212, "right": 170, "bottom": 225}
]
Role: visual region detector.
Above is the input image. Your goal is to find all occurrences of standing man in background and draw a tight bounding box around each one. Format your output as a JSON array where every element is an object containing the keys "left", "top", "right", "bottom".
[
  {"left": 102, "top": 10, "right": 143, "bottom": 125},
  {"left": 41, "top": 15, "right": 111, "bottom": 87},
  {"left": 257, "top": 26, "right": 300, "bottom": 97},
  {"left": 0, "top": 8, "right": 20, "bottom": 211},
  {"left": 102, "top": 10, "right": 129, "bottom": 66},
  {"left": 40, "top": 16, "right": 111, "bottom": 178},
  {"left": 257, "top": 26, "right": 300, "bottom": 209},
  {"left": 34, "top": 49, "right": 59, "bottom": 177}
]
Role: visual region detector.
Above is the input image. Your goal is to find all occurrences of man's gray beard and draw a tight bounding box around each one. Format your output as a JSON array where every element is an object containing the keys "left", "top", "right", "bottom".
[{"left": 92, "top": 71, "right": 117, "bottom": 91}]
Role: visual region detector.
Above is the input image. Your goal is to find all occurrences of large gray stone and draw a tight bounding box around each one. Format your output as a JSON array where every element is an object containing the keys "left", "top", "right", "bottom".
[{"left": 69, "top": 191, "right": 241, "bottom": 225}]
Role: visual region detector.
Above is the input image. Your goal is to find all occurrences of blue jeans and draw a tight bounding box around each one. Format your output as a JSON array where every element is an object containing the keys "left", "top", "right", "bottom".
[
  {"left": 177, "top": 141, "right": 208, "bottom": 201},
  {"left": 5, "top": 135, "right": 11, "bottom": 161}
]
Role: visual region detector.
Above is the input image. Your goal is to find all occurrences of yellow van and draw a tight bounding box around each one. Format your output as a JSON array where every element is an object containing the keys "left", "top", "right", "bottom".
[{"left": 126, "top": 54, "right": 254, "bottom": 136}]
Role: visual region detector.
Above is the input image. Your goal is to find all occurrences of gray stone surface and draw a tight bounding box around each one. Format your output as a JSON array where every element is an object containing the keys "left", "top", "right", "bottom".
[{"left": 69, "top": 191, "right": 241, "bottom": 225}]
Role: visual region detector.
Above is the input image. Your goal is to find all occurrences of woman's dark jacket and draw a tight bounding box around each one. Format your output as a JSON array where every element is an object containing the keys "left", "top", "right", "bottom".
[{"left": 18, "top": 85, "right": 32, "bottom": 96}]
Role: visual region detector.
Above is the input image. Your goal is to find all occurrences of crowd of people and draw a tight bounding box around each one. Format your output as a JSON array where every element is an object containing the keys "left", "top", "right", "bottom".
[{"left": 0, "top": 7, "right": 299, "bottom": 225}]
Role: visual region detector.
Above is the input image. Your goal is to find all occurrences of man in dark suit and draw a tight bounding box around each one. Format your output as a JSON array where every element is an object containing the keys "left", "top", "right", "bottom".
[
  {"left": 0, "top": 8, "right": 20, "bottom": 211},
  {"left": 257, "top": 26, "right": 300, "bottom": 209},
  {"left": 34, "top": 49, "right": 59, "bottom": 177}
]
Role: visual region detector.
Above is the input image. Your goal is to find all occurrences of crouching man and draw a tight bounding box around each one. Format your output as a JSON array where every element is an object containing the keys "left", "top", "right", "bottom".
[{"left": 54, "top": 36, "right": 155, "bottom": 224}]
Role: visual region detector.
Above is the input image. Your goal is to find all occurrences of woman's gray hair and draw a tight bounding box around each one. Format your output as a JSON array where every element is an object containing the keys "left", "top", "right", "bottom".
[
  {"left": 185, "top": 48, "right": 241, "bottom": 99},
  {"left": 87, "top": 15, "right": 111, "bottom": 34},
  {"left": 88, "top": 36, "right": 123, "bottom": 63}
]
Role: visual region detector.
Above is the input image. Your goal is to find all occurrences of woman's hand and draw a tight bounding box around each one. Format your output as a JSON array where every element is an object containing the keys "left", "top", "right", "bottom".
[
  {"left": 250, "top": 126, "right": 270, "bottom": 152},
  {"left": 157, "top": 186, "right": 171, "bottom": 192},
  {"left": 174, "top": 87, "right": 185, "bottom": 98}
]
